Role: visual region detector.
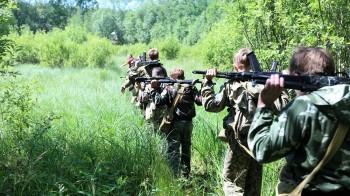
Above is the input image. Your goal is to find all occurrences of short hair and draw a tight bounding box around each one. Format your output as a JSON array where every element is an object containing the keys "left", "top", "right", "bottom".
[
  {"left": 151, "top": 67, "right": 166, "bottom": 77},
  {"left": 148, "top": 48, "right": 159, "bottom": 60},
  {"left": 170, "top": 67, "right": 184, "bottom": 80},
  {"left": 289, "top": 46, "right": 335, "bottom": 75},
  {"left": 233, "top": 48, "right": 251, "bottom": 71}
]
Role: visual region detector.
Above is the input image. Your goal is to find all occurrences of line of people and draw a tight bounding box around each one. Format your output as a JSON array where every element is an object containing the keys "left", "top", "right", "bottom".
[
  {"left": 120, "top": 46, "right": 350, "bottom": 195},
  {"left": 120, "top": 48, "right": 202, "bottom": 179}
]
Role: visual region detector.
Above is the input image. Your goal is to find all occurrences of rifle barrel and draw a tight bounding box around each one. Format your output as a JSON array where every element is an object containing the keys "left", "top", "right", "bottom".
[
  {"left": 193, "top": 70, "right": 350, "bottom": 91},
  {"left": 135, "top": 76, "right": 204, "bottom": 84}
]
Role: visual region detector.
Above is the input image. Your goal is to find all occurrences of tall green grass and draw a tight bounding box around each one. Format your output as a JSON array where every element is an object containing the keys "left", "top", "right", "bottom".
[{"left": 3, "top": 63, "right": 283, "bottom": 195}]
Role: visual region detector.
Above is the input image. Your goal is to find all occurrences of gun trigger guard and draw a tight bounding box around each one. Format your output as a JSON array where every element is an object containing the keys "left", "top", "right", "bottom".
[
  {"left": 252, "top": 80, "right": 257, "bottom": 87},
  {"left": 192, "top": 79, "right": 199, "bottom": 85}
]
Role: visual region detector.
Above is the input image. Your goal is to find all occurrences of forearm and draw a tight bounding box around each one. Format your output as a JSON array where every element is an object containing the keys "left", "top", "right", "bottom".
[
  {"left": 248, "top": 108, "right": 292, "bottom": 163},
  {"left": 201, "top": 80, "right": 226, "bottom": 112}
]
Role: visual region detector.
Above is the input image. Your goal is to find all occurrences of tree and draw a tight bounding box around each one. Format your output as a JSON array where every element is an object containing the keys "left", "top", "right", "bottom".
[
  {"left": 0, "top": 0, "right": 17, "bottom": 64},
  {"left": 12, "top": 0, "right": 76, "bottom": 33},
  {"left": 76, "top": 0, "right": 98, "bottom": 13}
]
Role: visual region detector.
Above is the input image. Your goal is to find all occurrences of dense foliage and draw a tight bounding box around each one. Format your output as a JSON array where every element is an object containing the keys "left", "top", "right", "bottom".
[
  {"left": 4, "top": 0, "right": 350, "bottom": 195},
  {"left": 8, "top": 26, "right": 117, "bottom": 68},
  {"left": 8, "top": 0, "right": 350, "bottom": 71},
  {"left": 220, "top": 0, "right": 350, "bottom": 71},
  {"left": 12, "top": 0, "right": 76, "bottom": 33},
  {"left": 0, "top": 0, "right": 17, "bottom": 67}
]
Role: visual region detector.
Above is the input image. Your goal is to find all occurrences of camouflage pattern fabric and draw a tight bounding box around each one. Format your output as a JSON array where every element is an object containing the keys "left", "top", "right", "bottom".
[
  {"left": 122, "top": 62, "right": 167, "bottom": 106},
  {"left": 248, "top": 84, "right": 350, "bottom": 193},
  {"left": 151, "top": 83, "right": 201, "bottom": 178},
  {"left": 152, "top": 83, "right": 201, "bottom": 119},
  {"left": 201, "top": 80, "right": 263, "bottom": 195},
  {"left": 223, "top": 130, "right": 262, "bottom": 196},
  {"left": 201, "top": 79, "right": 288, "bottom": 196},
  {"left": 140, "top": 83, "right": 167, "bottom": 131}
]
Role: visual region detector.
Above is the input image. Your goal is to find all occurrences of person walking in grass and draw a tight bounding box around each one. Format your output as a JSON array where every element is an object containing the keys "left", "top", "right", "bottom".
[
  {"left": 201, "top": 48, "right": 288, "bottom": 196},
  {"left": 121, "top": 49, "right": 167, "bottom": 106},
  {"left": 248, "top": 46, "right": 350, "bottom": 195},
  {"left": 150, "top": 67, "right": 202, "bottom": 178}
]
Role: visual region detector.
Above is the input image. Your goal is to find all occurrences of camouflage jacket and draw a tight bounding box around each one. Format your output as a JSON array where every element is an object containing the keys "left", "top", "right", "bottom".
[
  {"left": 140, "top": 83, "right": 168, "bottom": 122},
  {"left": 151, "top": 83, "right": 202, "bottom": 121},
  {"left": 123, "top": 62, "right": 167, "bottom": 89},
  {"left": 136, "top": 62, "right": 167, "bottom": 78},
  {"left": 201, "top": 79, "right": 288, "bottom": 142},
  {"left": 248, "top": 84, "right": 350, "bottom": 192}
]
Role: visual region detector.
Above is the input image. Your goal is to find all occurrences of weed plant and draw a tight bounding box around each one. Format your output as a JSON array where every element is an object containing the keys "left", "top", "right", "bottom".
[{"left": 3, "top": 63, "right": 283, "bottom": 195}]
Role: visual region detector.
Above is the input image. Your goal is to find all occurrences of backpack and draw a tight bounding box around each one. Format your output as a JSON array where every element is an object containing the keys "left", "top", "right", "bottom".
[
  {"left": 143, "top": 84, "right": 167, "bottom": 123},
  {"left": 230, "top": 82, "right": 261, "bottom": 143}
]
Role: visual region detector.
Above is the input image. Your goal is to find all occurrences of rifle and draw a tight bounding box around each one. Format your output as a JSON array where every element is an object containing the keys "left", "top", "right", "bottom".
[
  {"left": 137, "top": 51, "right": 160, "bottom": 67},
  {"left": 270, "top": 61, "right": 278, "bottom": 72},
  {"left": 135, "top": 77, "right": 204, "bottom": 85},
  {"left": 193, "top": 51, "right": 350, "bottom": 92}
]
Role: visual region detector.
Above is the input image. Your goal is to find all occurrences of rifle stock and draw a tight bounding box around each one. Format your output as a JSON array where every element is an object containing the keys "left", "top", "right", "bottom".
[{"left": 192, "top": 70, "right": 350, "bottom": 91}]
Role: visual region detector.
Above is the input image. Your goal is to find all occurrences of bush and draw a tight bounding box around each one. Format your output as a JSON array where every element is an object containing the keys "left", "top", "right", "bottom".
[
  {"left": 84, "top": 35, "right": 115, "bottom": 68},
  {"left": 197, "top": 18, "right": 246, "bottom": 69},
  {"left": 9, "top": 27, "right": 117, "bottom": 68},
  {"left": 38, "top": 28, "right": 70, "bottom": 67},
  {"left": 0, "top": 73, "right": 56, "bottom": 194},
  {"left": 158, "top": 36, "right": 180, "bottom": 60},
  {"left": 8, "top": 27, "right": 40, "bottom": 64}
]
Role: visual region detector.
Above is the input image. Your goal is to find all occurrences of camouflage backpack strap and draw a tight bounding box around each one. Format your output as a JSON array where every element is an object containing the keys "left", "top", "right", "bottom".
[{"left": 277, "top": 123, "right": 349, "bottom": 196}]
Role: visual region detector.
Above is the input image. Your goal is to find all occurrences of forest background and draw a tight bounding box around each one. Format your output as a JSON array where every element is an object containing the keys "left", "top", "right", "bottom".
[{"left": 1, "top": 0, "right": 350, "bottom": 195}]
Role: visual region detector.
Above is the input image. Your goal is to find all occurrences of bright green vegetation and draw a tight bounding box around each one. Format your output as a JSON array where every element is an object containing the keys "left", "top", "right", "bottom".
[
  {"left": 3, "top": 0, "right": 350, "bottom": 71},
  {"left": 2, "top": 0, "right": 341, "bottom": 194},
  {"left": 0, "top": 63, "right": 283, "bottom": 195}
]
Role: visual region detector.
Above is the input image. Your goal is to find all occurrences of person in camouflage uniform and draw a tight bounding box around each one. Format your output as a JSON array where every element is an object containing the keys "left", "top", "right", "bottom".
[
  {"left": 150, "top": 67, "right": 202, "bottom": 178},
  {"left": 139, "top": 66, "right": 168, "bottom": 131},
  {"left": 201, "top": 48, "right": 289, "bottom": 196},
  {"left": 120, "top": 48, "right": 167, "bottom": 106},
  {"left": 248, "top": 46, "right": 350, "bottom": 195}
]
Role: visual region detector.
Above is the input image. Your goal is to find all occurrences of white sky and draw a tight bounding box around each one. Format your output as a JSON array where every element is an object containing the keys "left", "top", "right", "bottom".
[
  {"left": 21, "top": 0, "right": 138, "bottom": 9},
  {"left": 96, "top": 0, "right": 138, "bottom": 9}
]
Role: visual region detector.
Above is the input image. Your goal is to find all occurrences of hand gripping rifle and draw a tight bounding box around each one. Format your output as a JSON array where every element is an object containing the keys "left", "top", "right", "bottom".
[
  {"left": 193, "top": 51, "right": 350, "bottom": 92},
  {"left": 135, "top": 77, "right": 204, "bottom": 85}
]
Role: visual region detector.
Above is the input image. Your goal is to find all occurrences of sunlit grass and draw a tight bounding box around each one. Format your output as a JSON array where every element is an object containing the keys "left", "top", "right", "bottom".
[{"left": 4, "top": 63, "right": 282, "bottom": 195}]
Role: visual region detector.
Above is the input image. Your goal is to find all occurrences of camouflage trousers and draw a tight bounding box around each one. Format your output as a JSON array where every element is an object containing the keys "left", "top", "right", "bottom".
[
  {"left": 223, "top": 131, "right": 262, "bottom": 196},
  {"left": 166, "top": 120, "right": 193, "bottom": 178}
]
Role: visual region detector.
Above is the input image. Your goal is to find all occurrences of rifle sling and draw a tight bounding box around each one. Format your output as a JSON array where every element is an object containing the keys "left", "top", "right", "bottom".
[
  {"left": 167, "top": 85, "right": 184, "bottom": 120},
  {"left": 289, "top": 122, "right": 349, "bottom": 195}
]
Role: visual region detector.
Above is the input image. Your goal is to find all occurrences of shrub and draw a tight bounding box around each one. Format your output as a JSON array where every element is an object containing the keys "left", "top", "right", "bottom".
[
  {"left": 197, "top": 18, "right": 247, "bottom": 70},
  {"left": 8, "top": 27, "right": 40, "bottom": 64},
  {"left": 9, "top": 27, "right": 117, "bottom": 68},
  {"left": 84, "top": 35, "right": 115, "bottom": 68},
  {"left": 158, "top": 36, "right": 180, "bottom": 60},
  {"left": 37, "top": 28, "right": 70, "bottom": 67}
]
